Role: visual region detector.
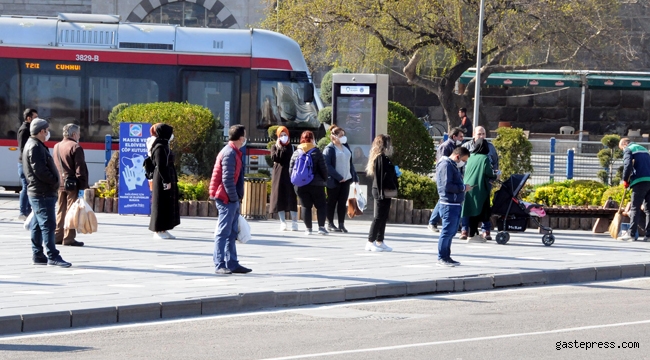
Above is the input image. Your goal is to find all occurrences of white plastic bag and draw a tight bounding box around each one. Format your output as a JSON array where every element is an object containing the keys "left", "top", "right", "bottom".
[
  {"left": 237, "top": 215, "right": 251, "bottom": 244},
  {"left": 23, "top": 211, "right": 34, "bottom": 231},
  {"left": 355, "top": 183, "right": 367, "bottom": 211},
  {"left": 64, "top": 199, "right": 81, "bottom": 230},
  {"left": 64, "top": 198, "right": 98, "bottom": 234}
]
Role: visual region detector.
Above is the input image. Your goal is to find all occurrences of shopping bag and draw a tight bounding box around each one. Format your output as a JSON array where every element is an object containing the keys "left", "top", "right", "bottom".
[
  {"left": 76, "top": 199, "right": 98, "bottom": 234},
  {"left": 355, "top": 183, "right": 367, "bottom": 212},
  {"left": 23, "top": 211, "right": 34, "bottom": 231},
  {"left": 237, "top": 215, "right": 251, "bottom": 244},
  {"left": 347, "top": 198, "right": 361, "bottom": 219},
  {"left": 64, "top": 199, "right": 81, "bottom": 230}
]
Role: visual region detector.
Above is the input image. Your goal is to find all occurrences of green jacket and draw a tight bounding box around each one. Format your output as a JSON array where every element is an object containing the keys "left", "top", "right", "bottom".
[{"left": 461, "top": 153, "right": 496, "bottom": 218}]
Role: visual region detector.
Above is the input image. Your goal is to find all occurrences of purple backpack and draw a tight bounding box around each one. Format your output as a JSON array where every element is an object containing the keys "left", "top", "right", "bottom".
[{"left": 291, "top": 148, "right": 316, "bottom": 186}]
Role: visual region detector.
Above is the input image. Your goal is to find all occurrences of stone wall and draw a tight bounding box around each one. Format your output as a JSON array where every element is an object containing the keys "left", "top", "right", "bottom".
[{"left": 0, "top": 0, "right": 91, "bottom": 15}]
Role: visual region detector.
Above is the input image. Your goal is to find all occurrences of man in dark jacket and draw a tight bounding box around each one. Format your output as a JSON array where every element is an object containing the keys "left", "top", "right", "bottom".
[
  {"left": 17, "top": 108, "right": 38, "bottom": 220},
  {"left": 428, "top": 127, "right": 465, "bottom": 232},
  {"left": 53, "top": 124, "right": 89, "bottom": 247},
  {"left": 209, "top": 125, "right": 251, "bottom": 275},
  {"left": 23, "top": 118, "right": 71, "bottom": 267},
  {"left": 436, "top": 146, "right": 472, "bottom": 267},
  {"left": 619, "top": 138, "right": 650, "bottom": 241}
]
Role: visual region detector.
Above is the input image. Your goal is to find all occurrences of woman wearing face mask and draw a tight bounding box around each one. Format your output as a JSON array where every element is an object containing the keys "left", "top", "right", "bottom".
[
  {"left": 460, "top": 138, "right": 496, "bottom": 243},
  {"left": 149, "top": 123, "right": 180, "bottom": 239},
  {"left": 366, "top": 134, "right": 397, "bottom": 252},
  {"left": 270, "top": 126, "right": 299, "bottom": 231},
  {"left": 289, "top": 130, "right": 329, "bottom": 235},
  {"left": 323, "top": 125, "right": 358, "bottom": 233}
]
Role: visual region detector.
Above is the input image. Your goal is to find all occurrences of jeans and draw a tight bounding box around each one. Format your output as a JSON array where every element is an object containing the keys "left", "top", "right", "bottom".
[
  {"left": 369, "top": 197, "right": 391, "bottom": 242},
  {"left": 629, "top": 181, "right": 650, "bottom": 239},
  {"left": 428, "top": 202, "right": 441, "bottom": 225},
  {"left": 438, "top": 204, "right": 461, "bottom": 260},
  {"left": 296, "top": 185, "right": 327, "bottom": 229},
  {"left": 213, "top": 200, "right": 241, "bottom": 270},
  {"left": 29, "top": 195, "right": 60, "bottom": 259},
  {"left": 18, "top": 163, "right": 31, "bottom": 216},
  {"left": 327, "top": 180, "right": 352, "bottom": 226},
  {"left": 461, "top": 217, "right": 491, "bottom": 232}
]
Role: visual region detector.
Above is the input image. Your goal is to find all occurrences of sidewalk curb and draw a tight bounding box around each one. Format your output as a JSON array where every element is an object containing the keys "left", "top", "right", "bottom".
[{"left": 4, "top": 264, "right": 649, "bottom": 336}]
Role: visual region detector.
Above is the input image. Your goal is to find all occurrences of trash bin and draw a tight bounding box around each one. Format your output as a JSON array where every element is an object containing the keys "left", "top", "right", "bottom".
[{"left": 241, "top": 177, "right": 269, "bottom": 220}]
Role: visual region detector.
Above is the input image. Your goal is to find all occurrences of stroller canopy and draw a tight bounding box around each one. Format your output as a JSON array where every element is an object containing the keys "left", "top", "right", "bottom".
[{"left": 492, "top": 173, "right": 531, "bottom": 216}]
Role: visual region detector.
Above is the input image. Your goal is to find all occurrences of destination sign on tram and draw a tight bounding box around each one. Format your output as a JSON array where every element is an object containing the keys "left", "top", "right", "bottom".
[{"left": 22, "top": 61, "right": 81, "bottom": 71}]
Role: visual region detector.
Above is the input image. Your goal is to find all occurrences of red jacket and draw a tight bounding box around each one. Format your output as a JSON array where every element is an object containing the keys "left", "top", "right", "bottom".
[{"left": 209, "top": 142, "right": 244, "bottom": 204}]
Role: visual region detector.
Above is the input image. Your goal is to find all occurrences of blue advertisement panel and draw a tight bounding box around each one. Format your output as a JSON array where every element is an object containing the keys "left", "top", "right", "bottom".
[{"left": 118, "top": 123, "right": 152, "bottom": 215}]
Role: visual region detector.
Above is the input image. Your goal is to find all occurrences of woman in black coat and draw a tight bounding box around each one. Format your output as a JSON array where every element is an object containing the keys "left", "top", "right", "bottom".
[
  {"left": 148, "top": 123, "right": 180, "bottom": 239},
  {"left": 270, "top": 126, "right": 298, "bottom": 231}
]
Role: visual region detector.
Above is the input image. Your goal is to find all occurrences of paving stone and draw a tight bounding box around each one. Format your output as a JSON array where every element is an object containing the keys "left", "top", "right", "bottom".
[
  {"left": 0, "top": 315, "right": 22, "bottom": 335},
  {"left": 569, "top": 268, "right": 596, "bottom": 283},
  {"left": 620, "top": 264, "right": 646, "bottom": 278},
  {"left": 240, "top": 291, "right": 276, "bottom": 311},
  {"left": 161, "top": 300, "right": 202, "bottom": 319},
  {"left": 407, "top": 280, "right": 436, "bottom": 295},
  {"left": 118, "top": 303, "right": 161, "bottom": 323},
  {"left": 201, "top": 295, "right": 241, "bottom": 315},
  {"left": 22, "top": 311, "right": 71, "bottom": 333},
  {"left": 453, "top": 279, "right": 464, "bottom": 292},
  {"left": 493, "top": 274, "right": 522, "bottom": 288},
  {"left": 275, "top": 291, "right": 306, "bottom": 307},
  {"left": 345, "top": 285, "right": 377, "bottom": 300},
  {"left": 463, "top": 277, "right": 494, "bottom": 291},
  {"left": 309, "top": 289, "right": 346, "bottom": 305},
  {"left": 596, "top": 266, "right": 622, "bottom": 281},
  {"left": 545, "top": 269, "right": 572, "bottom": 285},
  {"left": 376, "top": 282, "right": 407, "bottom": 297},
  {"left": 71, "top": 307, "right": 117, "bottom": 328},
  {"left": 435, "top": 279, "right": 454, "bottom": 292},
  {"left": 521, "top": 271, "right": 548, "bottom": 285}
]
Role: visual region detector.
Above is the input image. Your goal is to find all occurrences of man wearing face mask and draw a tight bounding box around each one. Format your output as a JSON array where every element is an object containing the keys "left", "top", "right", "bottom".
[
  {"left": 428, "top": 127, "right": 465, "bottom": 232},
  {"left": 23, "top": 118, "right": 71, "bottom": 267},
  {"left": 436, "top": 146, "right": 472, "bottom": 267},
  {"left": 53, "top": 124, "right": 89, "bottom": 246}
]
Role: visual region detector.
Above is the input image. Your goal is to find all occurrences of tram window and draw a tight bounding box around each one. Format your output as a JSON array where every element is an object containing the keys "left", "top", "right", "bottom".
[
  {"left": 21, "top": 74, "right": 82, "bottom": 142},
  {"left": 88, "top": 77, "right": 159, "bottom": 142},
  {"left": 0, "top": 59, "right": 19, "bottom": 140},
  {"left": 183, "top": 71, "right": 235, "bottom": 135},
  {"left": 257, "top": 79, "right": 318, "bottom": 129}
]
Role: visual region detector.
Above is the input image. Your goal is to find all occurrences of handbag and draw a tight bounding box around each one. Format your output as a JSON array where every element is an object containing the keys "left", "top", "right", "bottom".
[
  {"left": 56, "top": 146, "right": 78, "bottom": 191},
  {"left": 383, "top": 188, "right": 398, "bottom": 198}
]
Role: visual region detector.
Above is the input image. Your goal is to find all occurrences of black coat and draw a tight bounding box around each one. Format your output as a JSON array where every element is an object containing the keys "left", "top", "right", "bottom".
[
  {"left": 149, "top": 125, "right": 180, "bottom": 232},
  {"left": 270, "top": 143, "right": 298, "bottom": 213},
  {"left": 371, "top": 154, "right": 398, "bottom": 200},
  {"left": 23, "top": 137, "right": 59, "bottom": 197}
]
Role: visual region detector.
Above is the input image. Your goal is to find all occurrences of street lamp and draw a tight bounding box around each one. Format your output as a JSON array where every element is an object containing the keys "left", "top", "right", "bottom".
[{"left": 472, "top": 0, "right": 486, "bottom": 130}]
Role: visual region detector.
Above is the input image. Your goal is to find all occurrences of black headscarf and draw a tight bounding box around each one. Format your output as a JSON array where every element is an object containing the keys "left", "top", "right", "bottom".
[{"left": 471, "top": 138, "right": 490, "bottom": 155}]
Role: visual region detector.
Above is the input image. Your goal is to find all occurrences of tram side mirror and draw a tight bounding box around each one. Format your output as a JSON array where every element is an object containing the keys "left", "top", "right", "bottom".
[{"left": 303, "top": 83, "right": 314, "bottom": 103}]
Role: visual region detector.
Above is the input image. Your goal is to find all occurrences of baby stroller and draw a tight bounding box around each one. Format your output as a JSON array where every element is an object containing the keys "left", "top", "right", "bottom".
[{"left": 491, "top": 173, "right": 555, "bottom": 246}]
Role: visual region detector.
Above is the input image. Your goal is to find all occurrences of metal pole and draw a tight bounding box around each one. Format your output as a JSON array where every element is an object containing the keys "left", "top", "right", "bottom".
[
  {"left": 566, "top": 149, "right": 574, "bottom": 180},
  {"left": 550, "top": 137, "right": 556, "bottom": 183},
  {"left": 104, "top": 134, "right": 112, "bottom": 180},
  {"left": 578, "top": 80, "right": 586, "bottom": 154},
  {"left": 472, "top": 0, "right": 486, "bottom": 130}
]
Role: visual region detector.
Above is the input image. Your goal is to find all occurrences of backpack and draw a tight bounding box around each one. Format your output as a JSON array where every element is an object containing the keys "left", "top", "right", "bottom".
[{"left": 291, "top": 148, "right": 316, "bottom": 186}]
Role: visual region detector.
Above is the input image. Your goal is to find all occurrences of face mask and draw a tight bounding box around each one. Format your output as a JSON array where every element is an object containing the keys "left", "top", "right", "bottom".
[
  {"left": 457, "top": 160, "right": 466, "bottom": 169},
  {"left": 280, "top": 135, "right": 289, "bottom": 144},
  {"left": 455, "top": 139, "right": 462, "bottom": 146},
  {"left": 45, "top": 130, "right": 51, "bottom": 141},
  {"left": 339, "top": 136, "right": 348, "bottom": 144},
  {"left": 241, "top": 137, "right": 247, "bottom": 147},
  {"left": 169, "top": 134, "right": 174, "bottom": 142}
]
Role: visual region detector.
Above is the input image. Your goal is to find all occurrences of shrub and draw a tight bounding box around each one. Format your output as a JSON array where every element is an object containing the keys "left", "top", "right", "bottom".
[
  {"left": 397, "top": 170, "right": 438, "bottom": 209},
  {"left": 177, "top": 175, "right": 209, "bottom": 201},
  {"left": 597, "top": 134, "right": 623, "bottom": 186},
  {"left": 318, "top": 106, "right": 332, "bottom": 124},
  {"left": 492, "top": 127, "right": 533, "bottom": 180},
  {"left": 526, "top": 180, "right": 607, "bottom": 206},
  {"left": 601, "top": 185, "right": 631, "bottom": 206},
  {"left": 113, "top": 102, "right": 220, "bottom": 178},
  {"left": 320, "top": 67, "right": 352, "bottom": 104},
  {"left": 108, "top": 103, "right": 130, "bottom": 134},
  {"left": 267, "top": 125, "right": 281, "bottom": 140},
  {"left": 387, "top": 101, "right": 436, "bottom": 175},
  {"left": 95, "top": 181, "right": 117, "bottom": 198}
]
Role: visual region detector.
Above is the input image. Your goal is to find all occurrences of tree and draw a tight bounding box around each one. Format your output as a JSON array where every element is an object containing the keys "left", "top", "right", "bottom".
[
  {"left": 387, "top": 101, "right": 436, "bottom": 175},
  {"left": 262, "top": 0, "right": 633, "bottom": 131},
  {"left": 597, "top": 134, "right": 623, "bottom": 186},
  {"left": 492, "top": 127, "right": 533, "bottom": 180}
]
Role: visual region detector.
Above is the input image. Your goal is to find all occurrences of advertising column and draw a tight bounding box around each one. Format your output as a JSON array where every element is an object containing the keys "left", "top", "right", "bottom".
[{"left": 118, "top": 123, "right": 152, "bottom": 215}]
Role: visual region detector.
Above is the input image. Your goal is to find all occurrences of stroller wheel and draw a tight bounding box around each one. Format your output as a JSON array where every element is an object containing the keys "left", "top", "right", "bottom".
[
  {"left": 542, "top": 234, "right": 555, "bottom": 246},
  {"left": 495, "top": 232, "right": 510, "bottom": 245}
]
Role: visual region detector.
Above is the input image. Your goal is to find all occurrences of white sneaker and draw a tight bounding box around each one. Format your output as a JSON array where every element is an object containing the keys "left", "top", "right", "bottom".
[
  {"left": 427, "top": 224, "right": 440, "bottom": 233},
  {"left": 17, "top": 214, "right": 27, "bottom": 221},
  {"left": 291, "top": 221, "right": 299, "bottom": 231},
  {"left": 164, "top": 231, "right": 176, "bottom": 239},
  {"left": 153, "top": 232, "right": 169, "bottom": 239},
  {"left": 365, "top": 242, "right": 384, "bottom": 252},
  {"left": 280, "top": 221, "right": 287, "bottom": 231},
  {"left": 375, "top": 241, "right": 393, "bottom": 252},
  {"left": 466, "top": 235, "right": 486, "bottom": 243},
  {"left": 305, "top": 228, "right": 312, "bottom": 236},
  {"left": 618, "top": 231, "right": 632, "bottom": 241}
]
